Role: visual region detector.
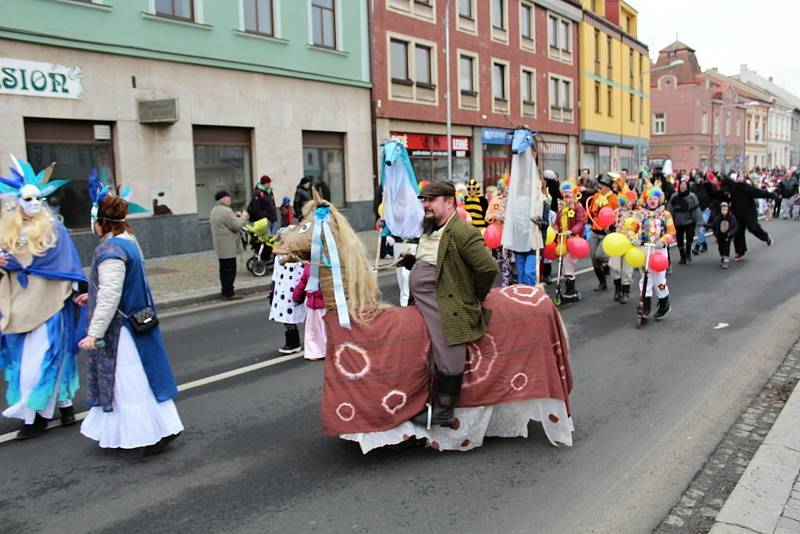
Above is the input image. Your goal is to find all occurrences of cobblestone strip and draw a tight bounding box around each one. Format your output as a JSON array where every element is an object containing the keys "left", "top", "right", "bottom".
[{"left": 654, "top": 337, "right": 800, "bottom": 534}]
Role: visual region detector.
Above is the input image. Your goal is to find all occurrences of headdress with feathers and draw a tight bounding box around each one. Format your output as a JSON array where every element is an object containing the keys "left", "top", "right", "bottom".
[
  {"left": 88, "top": 167, "right": 148, "bottom": 224},
  {"left": 0, "top": 154, "right": 69, "bottom": 198}
]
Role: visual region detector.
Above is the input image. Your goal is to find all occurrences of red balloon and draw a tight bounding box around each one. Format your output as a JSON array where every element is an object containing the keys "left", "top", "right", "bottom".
[
  {"left": 566, "top": 237, "right": 590, "bottom": 259},
  {"left": 457, "top": 207, "right": 471, "bottom": 221},
  {"left": 543, "top": 242, "right": 558, "bottom": 261},
  {"left": 483, "top": 223, "right": 502, "bottom": 249},
  {"left": 597, "top": 207, "right": 616, "bottom": 229},
  {"left": 649, "top": 252, "right": 669, "bottom": 272}
]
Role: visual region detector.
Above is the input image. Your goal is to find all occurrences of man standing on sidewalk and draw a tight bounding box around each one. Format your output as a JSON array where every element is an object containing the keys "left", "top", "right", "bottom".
[{"left": 210, "top": 190, "right": 245, "bottom": 301}]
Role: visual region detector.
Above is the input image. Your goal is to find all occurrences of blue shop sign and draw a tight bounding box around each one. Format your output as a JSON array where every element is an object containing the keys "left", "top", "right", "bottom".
[{"left": 481, "top": 127, "right": 514, "bottom": 145}]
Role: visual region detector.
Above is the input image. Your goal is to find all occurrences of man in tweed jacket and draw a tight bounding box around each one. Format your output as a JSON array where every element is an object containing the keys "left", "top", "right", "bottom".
[{"left": 401, "top": 181, "right": 498, "bottom": 426}]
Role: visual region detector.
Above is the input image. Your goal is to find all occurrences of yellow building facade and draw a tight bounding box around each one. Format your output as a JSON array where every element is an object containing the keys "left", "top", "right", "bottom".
[{"left": 578, "top": 0, "right": 650, "bottom": 176}]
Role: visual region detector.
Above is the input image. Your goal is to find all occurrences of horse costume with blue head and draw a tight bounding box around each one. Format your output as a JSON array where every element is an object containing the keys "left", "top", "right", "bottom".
[{"left": 379, "top": 140, "right": 423, "bottom": 240}]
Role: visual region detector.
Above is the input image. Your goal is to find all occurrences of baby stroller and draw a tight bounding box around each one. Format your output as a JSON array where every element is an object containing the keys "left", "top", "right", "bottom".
[{"left": 241, "top": 218, "right": 276, "bottom": 277}]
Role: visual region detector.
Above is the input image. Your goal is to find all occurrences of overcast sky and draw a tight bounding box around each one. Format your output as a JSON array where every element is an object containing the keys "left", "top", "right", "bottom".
[{"left": 635, "top": 0, "right": 800, "bottom": 96}]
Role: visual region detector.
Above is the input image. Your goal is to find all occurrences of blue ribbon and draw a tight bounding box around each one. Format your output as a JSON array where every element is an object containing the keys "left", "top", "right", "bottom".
[{"left": 307, "top": 206, "right": 351, "bottom": 330}]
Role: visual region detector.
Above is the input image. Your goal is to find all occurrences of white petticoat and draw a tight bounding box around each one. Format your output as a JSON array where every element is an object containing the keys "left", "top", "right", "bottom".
[
  {"left": 2, "top": 322, "right": 71, "bottom": 424},
  {"left": 340, "top": 398, "right": 574, "bottom": 454},
  {"left": 80, "top": 327, "right": 184, "bottom": 449}
]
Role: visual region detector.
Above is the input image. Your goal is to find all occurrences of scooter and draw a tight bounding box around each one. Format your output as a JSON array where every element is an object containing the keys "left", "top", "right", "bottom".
[
  {"left": 635, "top": 242, "right": 654, "bottom": 328},
  {"left": 554, "top": 232, "right": 581, "bottom": 307}
]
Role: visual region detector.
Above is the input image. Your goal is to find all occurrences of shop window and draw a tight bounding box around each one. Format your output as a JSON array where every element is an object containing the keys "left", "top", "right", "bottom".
[
  {"left": 521, "top": 67, "right": 536, "bottom": 117},
  {"left": 311, "top": 0, "right": 336, "bottom": 49},
  {"left": 519, "top": 1, "right": 534, "bottom": 51},
  {"left": 24, "top": 118, "right": 116, "bottom": 230},
  {"left": 540, "top": 142, "right": 567, "bottom": 180},
  {"left": 243, "top": 0, "right": 273, "bottom": 36},
  {"left": 302, "top": 131, "right": 346, "bottom": 208},
  {"left": 395, "top": 133, "right": 471, "bottom": 183},
  {"left": 547, "top": 13, "right": 572, "bottom": 63},
  {"left": 155, "top": 0, "right": 194, "bottom": 20},
  {"left": 193, "top": 126, "right": 252, "bottom": 219},
  {"left": 599, "top": 146, "right": 611, "bottom": 174}
]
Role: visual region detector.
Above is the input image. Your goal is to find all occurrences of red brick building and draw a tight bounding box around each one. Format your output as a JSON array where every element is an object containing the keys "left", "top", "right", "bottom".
[
  {"left": 370, "top": 0, "right": 582, "bottom": 185},
  {"left": 648, "top": 41, "right": 746, "bottom": 172}
]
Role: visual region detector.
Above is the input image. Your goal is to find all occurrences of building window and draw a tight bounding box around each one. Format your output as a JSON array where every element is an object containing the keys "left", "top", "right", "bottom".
[
  {"left": 594, "top": 82, "right": 601, "bottom": 114},
  {"left": 492, "top": 61, "right": 509, "bottom": 114},
  {"left": 458, "top": 0, "right": 472, "bottom": 18},
  {"left": 607, "top": 85, "right": 612, "bottom": 117},
  {"left": 302, "top": 131, "right": 345, "bottom": 209},
  {"left": 520, "top": 1, "right": 534, "bottom": 50},
  {"left": 629, "top": 93, "right": 634, "bottom": 122},
  {"left": 243, "top": 0, "right": 273, "bottom": 35},
  {"left": 521, "top": 67, "right": 536, "bottom": 117},
  {"left": 725, "top": 112, "right": 731, "bottom": 136},
  {"left": 25, "top": 118, "right": 115, "bottom": 230},
  {"left": 492, "top": 0, "right": 504, "bottom": 29},
  {"left": 193, "top": 126, "right": 253, "bottom": 220},
  {"left": 155, "top": 0, "right": 194, "bottom": 20},
  {"left": 736, "top": 118, "right": 741, "bottom": 137},
  {"left": 388, "top": 0, "right": 435, "bottom": 21},
  {"left": 714, "top": 113, "right": 720, "bottom": 135},
  {"left": 548, "top": 13, "right": 572, "bottom": 63},
  {"left": 639, "top": 96, "right": 644, "bottom": 125},
  {"left": 388, "top": 34, "right": 437, "bottom": 103},
  {"left": 390, "top": 39, "right": 409, "bottom": 81},
  {"left": 606, "top": 35, "right": 612, "bottom": 78},
  {"left": 311, "top": 0, "right": 336, "bottom": 49},
  {"left": 458, "top": 52, "right": 478, "bottom": 110},
  {"left": 548, "top": 74, "right": 573, "bottom": 123},
  {"left": 701, "top": 111, "right": 708, "bottom": 134},
  {"left": 593, "top": 29, "right": 600, "bottom": 74},
  {"left": 653, "top": 113, "right": 666, "bottom": 135},
  {"left": 628, "top": 48, "right": 635, "bottom": 85},
  {"left": 415, "top": 45, "right": 432, "bottom": 86}
]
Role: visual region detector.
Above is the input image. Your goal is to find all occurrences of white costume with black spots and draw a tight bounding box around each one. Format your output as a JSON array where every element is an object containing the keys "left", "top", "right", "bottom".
[{"left": 268, "top": 256, "right": 306, "bottom": 325}]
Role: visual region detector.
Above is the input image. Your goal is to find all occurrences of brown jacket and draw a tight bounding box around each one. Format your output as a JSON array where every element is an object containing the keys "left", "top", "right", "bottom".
[
  {"left": 210, "top": 203, "right": 245, "bottom": 259},
  {"left": 434, "top": 214, "right": 499, "bottom": 346}
]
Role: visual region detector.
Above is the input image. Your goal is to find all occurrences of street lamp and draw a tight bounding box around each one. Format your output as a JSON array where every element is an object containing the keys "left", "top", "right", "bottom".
[
  {"left": 444, "top": 0, "right": 453, "bottom": 182},
  {"left": 638, "top": 59, "right": 684, "bottom": 170}
]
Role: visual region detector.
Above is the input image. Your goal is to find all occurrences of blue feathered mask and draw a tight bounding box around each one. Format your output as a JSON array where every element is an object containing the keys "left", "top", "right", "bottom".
[{"left": 88, "top": 167, "right": 148, "bottom": 228}]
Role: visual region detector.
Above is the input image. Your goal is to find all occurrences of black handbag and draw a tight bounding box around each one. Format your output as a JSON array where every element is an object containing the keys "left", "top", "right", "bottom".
[{"left": 120, "top": 306, "right": 158, "bottom": 335}]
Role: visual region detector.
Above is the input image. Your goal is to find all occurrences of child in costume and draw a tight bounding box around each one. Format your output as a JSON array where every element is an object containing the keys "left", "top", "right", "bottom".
[
  {"left": 292, "top": 262, "right": 326, "bottom": 360},
  {"left": 0, "top": 155, "right": 85, "bottom": 440},
  {"left": 585, "top": 174, "right": 619, "bottom": 292},
  {"left": 637, "top": 186, "right": 676, "bottom": 322},
  {"left": 710, "top": 201, "right": 738, "bottom": 269},
  {"left": 485, "top": 177, "right": 513, "bottom": 287},
  {"left": 552, "top": 180, "right": 586, "bottom": 303},
  {"left": 463, "top": 178, "right": 488, "bottom": 229},
  {"left": 611, "top": 176, "right": 638, "bottom": 304}
]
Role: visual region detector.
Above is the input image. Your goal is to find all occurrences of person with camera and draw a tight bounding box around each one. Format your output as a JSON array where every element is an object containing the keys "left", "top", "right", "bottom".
[{"left": 78, "top": 193, "right": 183, "bottom": 455}]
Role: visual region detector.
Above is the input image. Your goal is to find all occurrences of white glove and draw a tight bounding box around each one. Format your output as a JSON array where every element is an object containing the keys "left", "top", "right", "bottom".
[{"left": 386, "top": 236, "right": 396, "bottom": 247}]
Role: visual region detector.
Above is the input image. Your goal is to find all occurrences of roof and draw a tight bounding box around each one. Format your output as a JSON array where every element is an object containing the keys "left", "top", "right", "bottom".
[{"left": 659, "top": 40, "right": 695, "bottom": 54}]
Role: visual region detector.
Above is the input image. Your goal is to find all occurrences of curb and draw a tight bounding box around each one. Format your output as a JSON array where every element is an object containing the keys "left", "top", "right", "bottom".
[
  {"left": 156, "top": 282, "right": 269, "bottom": 312},
  {"left": 710, "top": 381, "right": 800, "bottom": 534}
]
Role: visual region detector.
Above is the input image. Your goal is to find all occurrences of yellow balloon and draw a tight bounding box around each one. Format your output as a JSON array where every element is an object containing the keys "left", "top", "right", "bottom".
[
  {"left": 378, "top": 202, "right": 384, "bottom": 217},
  {"left": 602, "top": 232, "right": 632, "bottom": 257},
  {"left": 546, "top": 226, "right": 556, "bottom": 245},
  {"left": 555, "top": 241, "right": 568, "bottom": 257},
  {"left": 624, "top": 246, "right": 645, "bottom": 268}
]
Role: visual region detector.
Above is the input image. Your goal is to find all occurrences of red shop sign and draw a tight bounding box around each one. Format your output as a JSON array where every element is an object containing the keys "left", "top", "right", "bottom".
[{"left": 390, "top": 133, "right": 470, "bottom": 152}]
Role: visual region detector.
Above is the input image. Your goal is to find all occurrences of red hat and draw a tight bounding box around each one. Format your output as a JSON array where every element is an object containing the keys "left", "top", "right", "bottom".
[{"left": 260, "top": 175, "right": 272, "bottom": 185}]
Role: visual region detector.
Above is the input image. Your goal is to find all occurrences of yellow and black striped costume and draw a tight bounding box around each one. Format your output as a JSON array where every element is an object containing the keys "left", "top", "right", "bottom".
[{"left": 463, "top": 195, "right": 488, "bottom": 228}]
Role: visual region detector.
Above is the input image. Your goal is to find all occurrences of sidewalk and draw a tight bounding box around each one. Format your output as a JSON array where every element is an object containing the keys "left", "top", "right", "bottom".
[
  {"left": 146, "top": 230, "right": 382, "bottom": 310},
  {"left": 710, "top": 343, "right": 800, "bottom": 534}
]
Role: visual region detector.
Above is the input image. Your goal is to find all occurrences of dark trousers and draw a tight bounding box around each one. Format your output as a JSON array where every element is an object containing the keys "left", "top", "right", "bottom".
[
  {"left": 733, "top": 213, "right": 770, "bottom": 255},
  {"left": 675, "top": 224, "right": 695, "bottom": 257},
  {"left": 774, "top": 196, "right": 782, "bottom": 218},
  {"left": 717, "top": 237, "right": 732, "bottom": 257},
  {"left": 219, "top": 257, "right": 237, "bottom": 297}
]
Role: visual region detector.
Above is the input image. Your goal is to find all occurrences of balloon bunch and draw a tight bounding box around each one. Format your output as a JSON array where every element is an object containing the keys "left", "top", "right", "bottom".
[
  {"left": 602, "top": 232, "right": 668, "bottom": 272},
  {"left": 542, "top": 226, "right": 589, "bottom": 261}
]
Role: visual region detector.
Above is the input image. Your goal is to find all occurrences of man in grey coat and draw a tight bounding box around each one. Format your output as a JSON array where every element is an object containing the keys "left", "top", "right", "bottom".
[{"left": 210, "top": 190, "right": 245, "bottom": 300}]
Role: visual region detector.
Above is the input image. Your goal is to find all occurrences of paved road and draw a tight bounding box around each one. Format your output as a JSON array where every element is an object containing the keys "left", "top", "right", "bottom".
[{"left": 1, "top": 221, "right": 799, "bottom": 534}]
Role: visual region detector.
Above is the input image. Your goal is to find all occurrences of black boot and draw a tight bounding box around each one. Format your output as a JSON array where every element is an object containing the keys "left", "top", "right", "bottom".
[
  {"left": 543, "top": 262, "right": 553, "bottom": 285},
  {"left": 16, "top": 414, "right": 49, "bottom": 440},
  {"left": 685, "top": 246, "right": 692, "bottom": 263},
  {"left": 678, "top": 248, "right": 687, "bottom": 265},
  {"left": 700, "top": 242, "right": 708, "bottom": 253},
  {"left": 642, "top": 296, "right": 652, "bottom": 321},
  {"left": 613, "top": 279, "right": 622, "bottom": 301},
  {"left": 278, "top": 326, "right": 301, "bottom": 354},
  {"left": 593, "top": 268, "right": 607, "bottom": 291},
  {"left": 412, "top": 373, "right": 463, "bottom": 427},
  {"left": 563, "top": 277, "right": 580, "bottom": 302},
  {"left": 60, "top": 406, "right": 76, "bottom": 426},
  {"left": 619, "top": 284, "right": 630, "bottom": 304},
  {"left": 654, "top": 297, "right": 671, "bottom": 321},
  {"left": 692, "top": 244, "right": 700, "bottom": 255}
]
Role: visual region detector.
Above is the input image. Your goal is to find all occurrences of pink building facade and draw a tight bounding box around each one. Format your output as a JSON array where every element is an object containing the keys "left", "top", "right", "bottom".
[{"left": 649, "top": 41, "right": 746, "bottom": 173}]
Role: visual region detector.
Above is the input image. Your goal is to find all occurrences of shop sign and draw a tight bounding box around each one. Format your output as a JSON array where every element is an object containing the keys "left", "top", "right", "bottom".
[
  {"left": 138, "top": 98, "right": 179, "bottom": 124},
  {"left": 389, "top": 132, "right": 470, "bottom": 154},
  {"left": 481, "top": 127, "right": 513, "bottom": 145},
  {"left": 0, "top": 58, "right": 83, "bottom": 99}
]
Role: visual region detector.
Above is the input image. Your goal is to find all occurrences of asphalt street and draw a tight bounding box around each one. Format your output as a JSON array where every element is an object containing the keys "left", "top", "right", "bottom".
[{"left": 1, "top": 220, "right": 799, "bottom": 534}]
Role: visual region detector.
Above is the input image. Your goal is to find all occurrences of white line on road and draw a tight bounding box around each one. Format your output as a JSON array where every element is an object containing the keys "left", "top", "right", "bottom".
[{"left": 0, "top": 351, "right": 306, "bottom": 445}]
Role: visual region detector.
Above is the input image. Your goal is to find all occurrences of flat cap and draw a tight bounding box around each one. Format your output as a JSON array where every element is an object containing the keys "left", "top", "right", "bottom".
[{"left": 418, "top": 180, "right": 456, "bottom": 199}]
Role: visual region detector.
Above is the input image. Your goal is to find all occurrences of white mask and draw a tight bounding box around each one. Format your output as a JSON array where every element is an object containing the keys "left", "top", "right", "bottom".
[{"left": 18, "top": 184, "right": 43, "bottom": 216}]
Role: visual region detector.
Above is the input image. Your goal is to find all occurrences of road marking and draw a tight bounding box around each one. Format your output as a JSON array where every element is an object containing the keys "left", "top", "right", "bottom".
[{"left": 0, "top": 351, "right": 306, "bottom": 445}]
